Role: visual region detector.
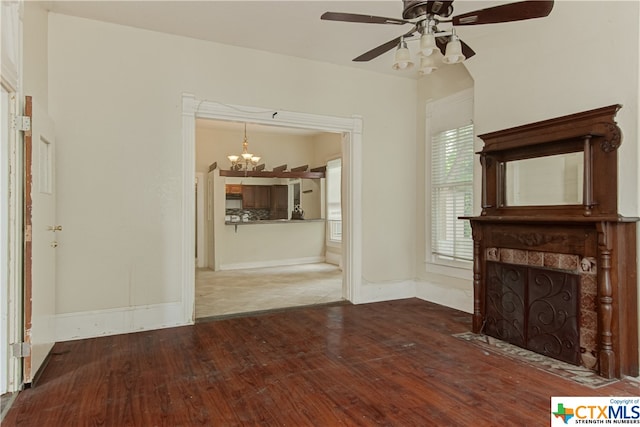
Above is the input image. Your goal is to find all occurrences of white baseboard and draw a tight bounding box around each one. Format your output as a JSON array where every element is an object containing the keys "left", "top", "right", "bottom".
[
  {"left": 55, "top": 302, "right": 190, "bottom": 342},
  {"left": 415, "top": 280, "right": 473, "bottom": 314},
  {"left": 355, "top": 279, "right": 416, "bottom": 304},
  {"left": 219, "top": 256, "right": 326, "bottom": 271},
  {"left": 53, "top": 278, "right": 472, "bottom": 342},
  {"left": 325, "top": 251, "right": 341, "bottom": 267}
]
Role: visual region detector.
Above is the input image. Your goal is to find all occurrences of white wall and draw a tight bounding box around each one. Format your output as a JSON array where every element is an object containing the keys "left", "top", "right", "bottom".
[{"left": 47, "top": 13, "right": 417, "bottom": 331}]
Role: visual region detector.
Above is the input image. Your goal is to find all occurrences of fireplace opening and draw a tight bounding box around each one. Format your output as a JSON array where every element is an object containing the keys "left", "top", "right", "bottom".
[{"left": 485, "top": 260, "right": 580, "bottom": 366}]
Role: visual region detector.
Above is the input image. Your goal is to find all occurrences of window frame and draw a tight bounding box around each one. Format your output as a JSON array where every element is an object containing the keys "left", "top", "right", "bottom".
[
  {"left": 425, "top": 89, "right": 474, "bottom": 277},
  {"left": 325, "top": 157, "right": 342, "bottom": 245}
]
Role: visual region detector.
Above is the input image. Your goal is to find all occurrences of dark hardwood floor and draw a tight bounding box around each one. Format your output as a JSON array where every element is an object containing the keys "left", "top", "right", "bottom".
[{"left": 4, "top": 299, "right": 639, "bottom": 426}]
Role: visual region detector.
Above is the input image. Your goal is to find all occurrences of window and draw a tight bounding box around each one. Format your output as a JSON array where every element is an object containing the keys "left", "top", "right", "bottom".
[
  {"left": 427, "top": 89, "right": 474, "bottom": 266},
  {"left": 326, "top": 158, "right": 342, "bottom": 242}
]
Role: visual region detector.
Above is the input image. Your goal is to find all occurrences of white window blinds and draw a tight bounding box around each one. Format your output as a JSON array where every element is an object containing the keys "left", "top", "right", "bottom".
[{"left": 431, "top": 124, "right": 474, "bottom": 261}]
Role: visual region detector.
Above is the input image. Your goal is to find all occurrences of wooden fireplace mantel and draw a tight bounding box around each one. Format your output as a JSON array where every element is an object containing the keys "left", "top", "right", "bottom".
[{"left": 463, "top": 105, "right": 638, "bottom": 379}]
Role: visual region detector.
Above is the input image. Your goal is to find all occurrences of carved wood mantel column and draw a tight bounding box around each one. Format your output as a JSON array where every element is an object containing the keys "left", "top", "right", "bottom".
[
  {"left": 596, "top": 221, "right": 615, "bottom": 378},
  {"left": 471, "top": 224, "right": 483, "bottom": 333}
]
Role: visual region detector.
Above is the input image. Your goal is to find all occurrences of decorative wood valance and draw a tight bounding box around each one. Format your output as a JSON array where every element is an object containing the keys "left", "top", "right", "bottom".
[
  {"left": 211, "top": 162, "right": 325, "bottom": 179},
  {"left": 478, "top": 104, "right": 622, "bottom": 153},
  {"left": 220, "top": 170, "right": 325, "bottom": 179}
]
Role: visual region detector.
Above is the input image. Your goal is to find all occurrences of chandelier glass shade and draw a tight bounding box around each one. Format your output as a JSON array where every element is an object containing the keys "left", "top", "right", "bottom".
[
  {"left": 419, "top": 33, "right": 437, "bottom": 57},
  {"left": 392, "top": 38, "right": 415, "bottom": 70},
  {"left": 442, "top": 33, "right": 465, "bottom": 64}
]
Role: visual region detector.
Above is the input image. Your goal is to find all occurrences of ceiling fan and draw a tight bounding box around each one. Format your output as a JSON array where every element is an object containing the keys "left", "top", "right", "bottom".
[{"left": 321, "top": 1, "right": 554, "bottom": 74}]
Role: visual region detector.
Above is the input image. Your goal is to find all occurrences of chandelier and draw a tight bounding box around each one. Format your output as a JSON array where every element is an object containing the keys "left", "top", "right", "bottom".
[{"left": 227, "top": 123, "right": 261, "bottom": 171}]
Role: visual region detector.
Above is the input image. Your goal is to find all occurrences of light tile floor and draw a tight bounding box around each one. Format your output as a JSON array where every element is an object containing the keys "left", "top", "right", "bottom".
[{"left": 195, "top": 263, "right": 343, "bottom": 319}]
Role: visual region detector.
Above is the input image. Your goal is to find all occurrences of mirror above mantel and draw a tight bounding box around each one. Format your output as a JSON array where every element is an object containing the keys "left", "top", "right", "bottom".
[
  {"left": 477, "top": 104, "right": 624, "bottom": 218},
  {"left": 504, "top": 151, "right": 584, "bottom": 206}
]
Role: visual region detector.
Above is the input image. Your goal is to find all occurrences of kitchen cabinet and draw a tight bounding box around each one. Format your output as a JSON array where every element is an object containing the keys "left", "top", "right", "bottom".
[
  {"left": 270, "top": 185, "right": 288, "bottom": 219},
  {"left": 242, "top": 185, "right": 271, "bottom": 209},
  {"left": 225, "top": 184, "right": 242, "bottom": 195}
]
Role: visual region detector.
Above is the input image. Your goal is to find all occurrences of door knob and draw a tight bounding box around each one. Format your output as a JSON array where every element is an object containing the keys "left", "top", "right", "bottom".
[
  {"left": 48, "top": 225, "right": 63, "bottom": 232},
  {"left": 50, "top": 241, "right": 58, "bottom": 248}
]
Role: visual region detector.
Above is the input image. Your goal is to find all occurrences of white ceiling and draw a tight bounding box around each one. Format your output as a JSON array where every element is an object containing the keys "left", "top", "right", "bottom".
[{"left": 44, "top": 0, "right": 504, "bottom": 79}]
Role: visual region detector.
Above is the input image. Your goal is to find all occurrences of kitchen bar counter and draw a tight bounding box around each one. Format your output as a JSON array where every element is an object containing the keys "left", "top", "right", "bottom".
[
  {"left": 225, "top": 218, "right": 325, "bottom": 226},
  {"left": 220, "top": 218, "right": 326, "bottom": 270}
]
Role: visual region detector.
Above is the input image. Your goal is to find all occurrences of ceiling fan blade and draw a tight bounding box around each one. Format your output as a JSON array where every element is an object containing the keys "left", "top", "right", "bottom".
[
  {"left": 452, "top": 1, "right": 554, "bottom": 26},
  {"left": 436, "top": 36, "right": 476, "bottom": 60},
  {"left": 321, "top": 12, "right": 410, "bottom": 25},
  {"left": 353, "top": 36, "right": 403, "bottom": 62},
  {"left": 460, "top": 40, "right": 476, "bottom": 60},
  {"left": 353, "top": 27, "right": 417, "bottom": 62}
]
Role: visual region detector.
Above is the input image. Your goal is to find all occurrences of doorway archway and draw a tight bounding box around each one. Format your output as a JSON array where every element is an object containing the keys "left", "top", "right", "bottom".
[{"left": 181, "top": 94, "right": 363, "bottom": 322}]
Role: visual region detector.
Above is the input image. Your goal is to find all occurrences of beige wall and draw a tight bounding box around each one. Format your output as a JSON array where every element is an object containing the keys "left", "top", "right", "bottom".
[
  {"left": 23, "top": 3, "right": 49, "bottom": 108},
  {"left": 415, "top": 64, "right": 474, "bottom": 301},
  {"left": 312, "top": 132, "right": 342, "bottom": 165},
  {"left": 196, "top": 125, "right": 338, "bottom": 220},
  {"left": 196, "top": 126, "right": 325, "bottom": 174},
  {"left": 47, "top": 12, "right": 417, "bottom": 315},
  {"left": 39, "top": 2, "right": 639, "bottom": 348},
  {"left": 219, "top": 221, "right": 325, "bottom": 269},
  {"left": 464, "top": 1, "right": 638, "bottom": 216},
  {"left": 197, "top": 125, "right": 337, "bottom": 267}
]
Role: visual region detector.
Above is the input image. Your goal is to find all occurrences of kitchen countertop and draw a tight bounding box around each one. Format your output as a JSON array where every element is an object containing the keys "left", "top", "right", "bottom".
[{"left": 225, "top": 218, "right": 325, "bottom": 225}]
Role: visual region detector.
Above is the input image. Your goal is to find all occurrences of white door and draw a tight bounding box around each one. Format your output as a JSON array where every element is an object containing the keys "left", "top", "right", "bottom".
[{"left": 23, "top": 97, "right": 57, "bottom": 383}]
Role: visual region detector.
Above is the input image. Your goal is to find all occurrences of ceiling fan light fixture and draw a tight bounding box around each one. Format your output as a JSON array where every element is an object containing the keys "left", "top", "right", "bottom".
[
  {"left": 322, "top": 0, "right": 555, "bottom": 74},
  {"left": 419, "top": 33, "right": 437, "bottom": 56},
  {"left": 419, "top": 54, "right": 439, "bottom": 75},
  {"left": 442, "top": 34, "right": 465, "bottom": 64},
  {"left": 392, "top": 39, "right": 414, "bottom": 70}
]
